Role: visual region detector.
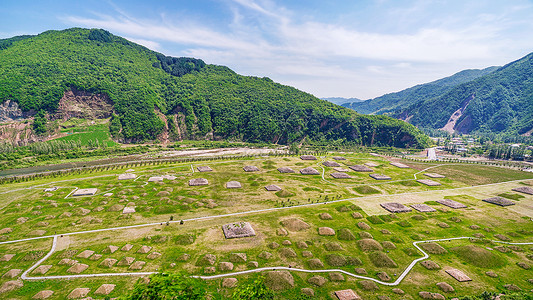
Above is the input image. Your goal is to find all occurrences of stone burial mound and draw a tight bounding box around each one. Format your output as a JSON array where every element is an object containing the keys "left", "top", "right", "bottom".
[{"left": 222, "top": 222, "right": 256, "bottom": 239}]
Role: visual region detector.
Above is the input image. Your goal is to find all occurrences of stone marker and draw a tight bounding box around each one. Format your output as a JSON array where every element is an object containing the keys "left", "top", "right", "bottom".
[
  {"left": 118, "top": 173, "right": 136, "bottom": 180},
  {"left": 333, "top": 167, "right": 351, "bottom": 172},
  {"left": 265, "top": 184, "right": 282, "bottom": 191},
  {"left": 369, "top": 174, "right": 391, "bottom": 180},
  {"left": 0, "top": 280, "right": 23, "bottom": 293},
  {"left": 99, "top": 258, "right": 118, "bottom": 268},
  {"left": 147, "top": 252, "right": 161, "bottom": 259},
  {"left": 189, "top": 178, "right": 209, "bottom": 186},
  {"left": 148, "top": 176, "right": 163, "bottom": 182},
  {"left": 121, "top": 244, "right": 133, "bottom": 252},
  {"left": 350, "top": 165, "right": 373, "bottom": 172},
  {"left": 72, "top": 188, "right": 97, "bottom": 197},
  {"left": 117, "top": 257, "right": 135, "bottom": 266},
  {"left": 424, "top": 173, "right": 446, "bottom": 178},
  {"left": 44, "top": 187, "right": 58, "bottom": 192},
  {"left": 222, "top": 278, "right": 238, "bottom": 288},
  {"left": 482, "top": 197, "right": 515, "bottom": 207},
  {"left": 332, "top": 156, "right": 346, "bottom": 160},
  {"left": 331, "top": 172, "right": 352, "bottom": 179},
  {"left": 226, "top": 181, "right": 242, "bottom": 189},
  {"left": 76, "top": 250, "right": 94, "bottom": 259},
  {"left": 32, "top": 265, "right": 52, "bottom": 275},
  {"left": 197, "top": 166, "right": 213, "bottom": 172},
  {"left": 243, "top": 166, "right": 260, "bottom": 172},
  {"left": 390, "top": 162, "right": 410, "bottom": 168},
  {"left": 222, "top": 222, "right": 256, "bottom": 239},
  {"left": 445, "top": 268, "right": 472, "bottom": 282},
  {"left": 103, "top": 245, "right": 119, "bottom": 254},
  {"left": 67, "top": 288, "right": 90, "bottom": 299},
  {"left": 161, "top": 175, "right": 177, "bottom": 180},
  {"left": 318, "top": 227, "right": 335, "bottom": 236},
  {"left": 137, "top": 245, "right": 152, "bottom": 254},
  {"left": 277, "top": 167, "right": 295, "bottom": 173},
  {"left": 104, "top": 193, "right": 113, "bottom": 197},
  {"left": 2, "top": 269, "right": 22, "bottom": 278},
  {"left": 94, "top": 284, "right": 116, "bottom": 295},
  {"left": 323, "top": 161, "right": 341, "bottom": 167},
  {"left": 122, "top": 206, "right": 136, "bottom": 214},
  {"left": 417, "top": 179, "right": 442, "bottom": 186},
  {"left": 129, "top": 261, "right": 146, "bottom": 270},
  {"left": 32, "top": 290, "right": 54, "bottom": 299},
  {"left": 334, "top": 289, "right": 361, "bottom": 300},
  {"left": 437, "top": 199, "right": 467, "bottom": 209},
  {"left": 0, "top": 254, "right": 15, "bottom": 262},
  {"left": 0, "top": 227, "right": 12, "bottom": 234},
  {"left": 411, "top": 204, "right": 437, "bottom": 212},
  {"left": 67, "top": 263, "right": 89, "bottom": 274},
  {"left": 512, "top": 186, "right": 533, "bottom": 195},
  {"left": 300, "top": 167, "right": 320, "bottom": 175},
  {"left": 300, "top": 155, "right": 317, "bottom": 160},
  {"left": 380, "top": 202, "right": 412, "bottom": 213}
]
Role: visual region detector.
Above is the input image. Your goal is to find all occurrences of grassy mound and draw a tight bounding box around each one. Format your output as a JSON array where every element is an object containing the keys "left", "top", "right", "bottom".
[
  {"left": 358, "top": 280, "right": 379, "bottom": 291},
  {"left": 498, "top": 192, "right": 525, "bottom": 201},
  {"left": 325, "top": 254, "right": 347, "bottom": 267},
  {"left": 403, "top": 247, "right": 422, "bottom": 257},
  {"left": 174, "top": 234, "right": 195, "bottom": 245},
  {"left": 275, "top": 190, "right": 295, "bottom": 198},
  {"left": 420, "top": 242, "right": 447, "bottom": 254},
  {"left": 367, "top": 215, "right": 384, "bottom": 224},
  {"left": 358, "top": 239, "right": 383, "bottom": 252},
  {"left": 354, "top": 186, "right": 381, "bottom": 194},
  {"left": 451, "top": 245, "right": 506, "bottom": 268},
  {"left": 337, "top": 228, "right": 356, "bottom": 241},
  {"left": 382, "top": 241, "right": 396, "bottom": 250},
  {"left": 369, "top": 252, "right": 398, "bottom": 268}
]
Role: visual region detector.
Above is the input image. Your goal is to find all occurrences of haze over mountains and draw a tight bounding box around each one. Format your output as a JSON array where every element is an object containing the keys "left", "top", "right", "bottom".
[{"left": 0, "top": 28, "right": 428, "bottom": 148}]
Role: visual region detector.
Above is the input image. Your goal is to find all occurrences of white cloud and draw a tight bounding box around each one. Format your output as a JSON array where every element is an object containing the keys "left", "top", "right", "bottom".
[
  {"left": 61, "top": 0, "right": 533, "bottom": 98},
  {"left": 124, "top": 37, "right": 161, "bottom": 51}
]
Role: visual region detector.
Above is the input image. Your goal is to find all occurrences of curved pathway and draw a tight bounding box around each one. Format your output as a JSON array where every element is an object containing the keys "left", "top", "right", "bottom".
[{"left": 19, "top": 234, "right": 533, "bottom": 285}]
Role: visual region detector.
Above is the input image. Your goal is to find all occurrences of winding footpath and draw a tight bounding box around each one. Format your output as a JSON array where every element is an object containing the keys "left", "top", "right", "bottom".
[{"left": 18, "top": 233, "right": 533, "bottom": 285}]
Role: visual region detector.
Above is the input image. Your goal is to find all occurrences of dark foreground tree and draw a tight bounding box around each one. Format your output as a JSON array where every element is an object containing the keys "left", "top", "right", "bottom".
[{"left": 120, "top": 272, "right": 206, "bottom": 300}]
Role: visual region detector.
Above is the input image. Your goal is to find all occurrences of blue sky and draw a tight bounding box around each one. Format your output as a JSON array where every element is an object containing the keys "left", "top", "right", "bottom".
[{"left": 2, "top": 0, "right": 533, "bottom": 99}]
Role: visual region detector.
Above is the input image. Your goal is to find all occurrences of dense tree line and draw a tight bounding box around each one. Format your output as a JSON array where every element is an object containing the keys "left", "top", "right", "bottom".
[{"left": 0, "top": 28, "right": 428, "bottom": 148}]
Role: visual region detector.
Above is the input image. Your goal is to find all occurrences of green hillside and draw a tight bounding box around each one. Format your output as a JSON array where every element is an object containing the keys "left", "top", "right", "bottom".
[
  {"left": 342, "top": 67, "right": 498, "bottom": 115},
  {"left": 395, "top": 53, "right": 533, "bottom": 134},
  {"left": 0, "top": 28, "right": 428, "bottom": 148}
]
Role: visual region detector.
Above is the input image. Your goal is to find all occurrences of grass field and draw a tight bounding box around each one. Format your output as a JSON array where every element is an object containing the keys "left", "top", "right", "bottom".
[{"left": 1, "top": 153, "right": 533, "bottom": 299}]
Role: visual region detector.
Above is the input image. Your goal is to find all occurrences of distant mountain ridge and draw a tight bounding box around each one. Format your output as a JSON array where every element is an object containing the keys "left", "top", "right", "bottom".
[
  {"left": 322, "top": 97, "right": 364, "bottom": 106},
  {"left": 342, "top": 67, "right": 499, "bottom": 115}
]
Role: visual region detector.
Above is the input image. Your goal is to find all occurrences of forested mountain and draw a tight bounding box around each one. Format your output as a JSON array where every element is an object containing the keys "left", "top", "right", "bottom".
[
  {"left": 0, "top": 28, "right": 428, "bottom": 148},
  {"left": 342, "top": 67, "right": 498, "bottom": 114},
  {"left": 394, "top": 53, "right": 533, "bottom": 135}
]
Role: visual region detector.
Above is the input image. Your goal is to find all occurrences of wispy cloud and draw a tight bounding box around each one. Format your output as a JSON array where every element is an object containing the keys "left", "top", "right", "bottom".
[{"left": 61, "top": 0, "right": 533, "bottom": 98}]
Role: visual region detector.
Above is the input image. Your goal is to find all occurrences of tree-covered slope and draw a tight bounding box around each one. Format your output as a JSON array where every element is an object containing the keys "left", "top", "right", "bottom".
[
  {"left": 343, "top": 67, "right": 498, "bottom": 115},
  {"left": 394, "top": 53, "right": 533, "bottom": 135},
  {"left": 0, "top": 28, "right": 428, "bottom": 147}
]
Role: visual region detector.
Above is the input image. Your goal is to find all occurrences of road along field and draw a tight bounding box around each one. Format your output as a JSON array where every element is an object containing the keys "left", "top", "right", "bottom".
[{"left": 0, "top": 152, "right": 532, "bottom": 299}]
